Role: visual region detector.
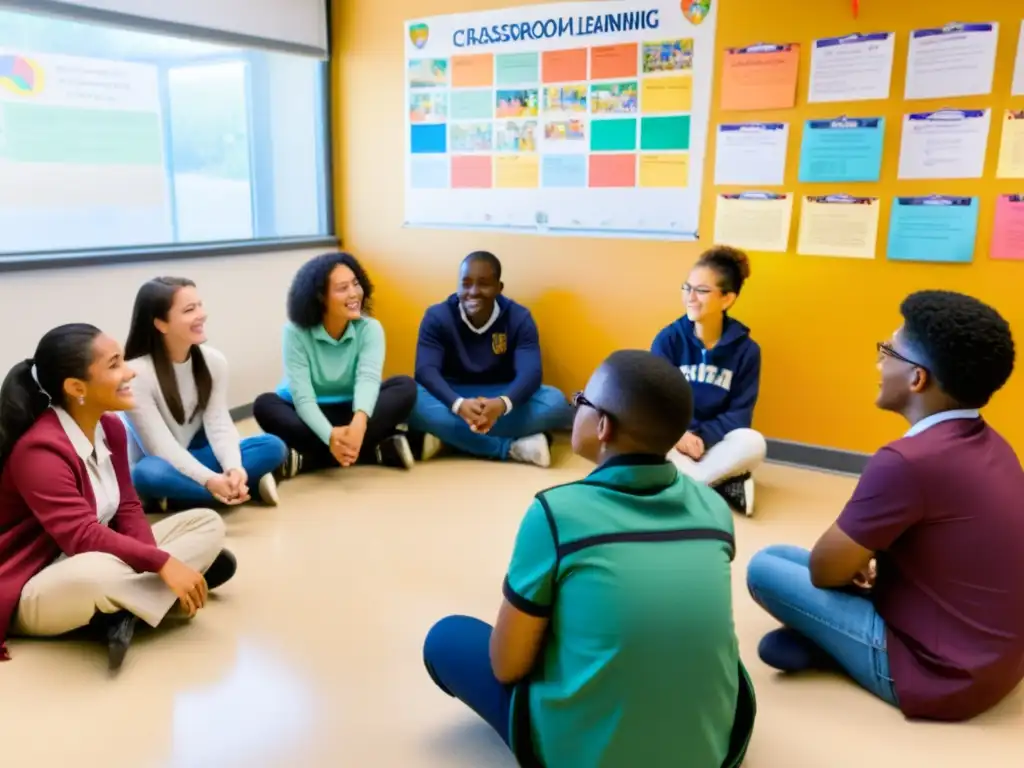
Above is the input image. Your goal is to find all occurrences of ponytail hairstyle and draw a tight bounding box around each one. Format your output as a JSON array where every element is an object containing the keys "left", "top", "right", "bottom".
[
  {"left": 695, "top": 246, "right": 752, "bottom": 296},
  {"left": 124, "top": 277, "right": 212, "bottom": 425},
  {"left": 0, "top": 323, "right": 103, "bottom": 471}
]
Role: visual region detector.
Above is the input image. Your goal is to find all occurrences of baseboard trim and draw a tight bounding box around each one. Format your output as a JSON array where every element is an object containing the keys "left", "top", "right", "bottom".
[
  {"left": 232, "top": 400, "right": 869, "bottom": 475},
  {"left": 766, "top": 438, "right": 869, "bottom": 475},
  {"left": 230, "top": 403, "right": 255, "bottom": 421}
]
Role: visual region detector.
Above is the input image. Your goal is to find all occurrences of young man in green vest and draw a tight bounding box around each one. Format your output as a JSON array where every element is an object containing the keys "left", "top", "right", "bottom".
[{"left": 423, "top": 350, "right": 756, "bottom": 767}]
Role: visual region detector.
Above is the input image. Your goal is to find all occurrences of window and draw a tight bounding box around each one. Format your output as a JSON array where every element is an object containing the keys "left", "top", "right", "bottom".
[{"left": 0, "top": 7, "right": 331, "bottom": 258}]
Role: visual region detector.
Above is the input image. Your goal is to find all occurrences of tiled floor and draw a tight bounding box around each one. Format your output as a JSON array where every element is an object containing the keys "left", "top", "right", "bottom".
[{"left": 3, "top": 442, "right": 1022, "bottom": 767}]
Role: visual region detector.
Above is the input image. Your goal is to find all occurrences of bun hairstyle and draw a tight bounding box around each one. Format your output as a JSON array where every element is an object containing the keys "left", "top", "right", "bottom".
[{"left": 696, "top": 246, "right": 751, "bottom": 295}]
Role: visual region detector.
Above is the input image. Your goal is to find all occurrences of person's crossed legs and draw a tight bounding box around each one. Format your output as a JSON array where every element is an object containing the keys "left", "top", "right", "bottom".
[
  {"left": 423, "top": 615, "right": 512, "bottom": 745},
  {"left": 746, "top": 544, "right": 899, "bottom": 707},
  {"left": 409, "top": 383, "right": 572, "bottom": 464}
]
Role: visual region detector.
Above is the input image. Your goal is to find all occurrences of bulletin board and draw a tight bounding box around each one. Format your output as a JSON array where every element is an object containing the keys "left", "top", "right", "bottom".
[{"left": 700, "top": 0, "right": 1023, "bottom": 451}]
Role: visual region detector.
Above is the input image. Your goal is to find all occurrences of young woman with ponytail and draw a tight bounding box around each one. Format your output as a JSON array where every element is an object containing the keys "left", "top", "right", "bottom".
[
  {"left": 0, "top": 324, "right": 235, "bottom": 669},
  {"left": 124, "top": 277, "right": 288, "bottom": 509}
]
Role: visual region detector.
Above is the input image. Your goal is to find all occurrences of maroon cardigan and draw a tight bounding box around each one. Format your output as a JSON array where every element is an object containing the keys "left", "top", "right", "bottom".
[{"left": 0, "top": 410, "right": 170, "bottom": 659}]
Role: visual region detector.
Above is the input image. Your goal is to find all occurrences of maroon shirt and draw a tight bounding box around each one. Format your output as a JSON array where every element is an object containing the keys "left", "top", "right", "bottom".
[
  {"left": 838, "top": 416, "right": 1024, "bottom": 720},
  {"left": 0, "top": 411, "right": 170, "bottom": 659}
]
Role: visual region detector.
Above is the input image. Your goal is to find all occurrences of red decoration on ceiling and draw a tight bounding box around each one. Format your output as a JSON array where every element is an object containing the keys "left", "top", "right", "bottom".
[{"left": 852, "top": 0, "right": 859, "bottom": 17}]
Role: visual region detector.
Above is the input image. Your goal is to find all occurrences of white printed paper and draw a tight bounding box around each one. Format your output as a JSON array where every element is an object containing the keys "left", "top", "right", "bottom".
[
  {"left": 809, "top": 32, "right": 895, "bottom": 103},
  {"left": 905, "top": 22, "right": 998, "bottom": 100},
  {"left": 1013, "top": 21, "right": 1024, "bottom": 96},
  {"left": 898, "top": 109, "right": 991, "bottom": 180},
  {"left": 714, "top": 123, "right": 788, "bottom": 186}
]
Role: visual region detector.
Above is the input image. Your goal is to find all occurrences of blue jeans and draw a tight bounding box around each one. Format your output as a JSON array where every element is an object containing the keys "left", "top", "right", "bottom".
[
  {"left": 132, "top": 431, "right": 288, "bottom": 505},
  {"left": 423, "top": 615, "right": 512, "bottom": 745},
  {"left": 746, "top": 544, "right": 899, "bottom": 706},
  {"left": 409, "top": 383, "right": 573, "bottom": 460}
]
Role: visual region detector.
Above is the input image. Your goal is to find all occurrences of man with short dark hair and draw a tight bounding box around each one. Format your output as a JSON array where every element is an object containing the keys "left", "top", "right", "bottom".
[
  {"left": 748, "top": 290, "right": 1024, "bottom": 721},
  {"left": 409, "top": 251, "right": 572, "bottom": 467},
  {"left": 422, "top": 350, "right": 755, "bottom": 767}
]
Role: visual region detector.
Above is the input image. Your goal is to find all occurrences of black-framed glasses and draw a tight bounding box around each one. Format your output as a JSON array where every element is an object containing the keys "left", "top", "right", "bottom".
[
  {"left": 877, "top": 341, "right": 927, "bottom": 369},
  {"left": 572, "top": 391, "right": 596, "bottom": 410},
  {"left": 682, "top": 283, "right": 718, "bottom": 296}
]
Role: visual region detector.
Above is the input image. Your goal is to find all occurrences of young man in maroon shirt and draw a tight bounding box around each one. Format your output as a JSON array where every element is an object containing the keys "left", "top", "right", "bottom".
[{"left": 747, "top": 290, "right": 1024, "bottom": 721}]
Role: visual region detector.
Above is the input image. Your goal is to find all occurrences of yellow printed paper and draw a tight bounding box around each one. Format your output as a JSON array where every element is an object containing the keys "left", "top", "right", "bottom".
[
  {"left": 797, "top": 195, "right": 880, "bottom": 259},
  {"left": 494, "top": 154, "right": 539, "bottom": 188},
  {"left": 639, "top": 154, "right": 689, "bottom": 187},
  {"left": 641, "top": 75, "right": 693, "bottom": 113},
  {"left": 713, "top": 193, "right": 793, "bottom": 253},
  {"left": 997, "top": 110, "right": 1024, "bottom": 179}
]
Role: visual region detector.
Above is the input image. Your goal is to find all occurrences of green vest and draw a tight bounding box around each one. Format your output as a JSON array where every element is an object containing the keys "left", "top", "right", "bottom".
[{"left": 503, "top": 455, "right": 756, "bottom": 767}]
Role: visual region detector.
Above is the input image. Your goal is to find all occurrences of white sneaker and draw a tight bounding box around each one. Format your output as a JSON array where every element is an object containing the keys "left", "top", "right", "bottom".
[
  {"left": 421, "top": 433, "right": 443, "bottom": 462},
  {"left": 509, "top": 434, "right": 551, "bottom": 468},
  {"left": 743, "top": 474, "right": 756, "bottom": 517},
  {"left": 257, "top": 474, "right": 280, "bottom": 506}
]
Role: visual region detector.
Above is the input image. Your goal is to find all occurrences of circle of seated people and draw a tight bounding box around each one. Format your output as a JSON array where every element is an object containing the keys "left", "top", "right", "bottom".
[{"left": 0, "top": 248, "right": 1020, "bottom": 766}]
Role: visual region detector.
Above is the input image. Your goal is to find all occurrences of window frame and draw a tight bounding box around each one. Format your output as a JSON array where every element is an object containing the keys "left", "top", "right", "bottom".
[{"left": 0, "top": 2, "right": 337, "bottom": 273}]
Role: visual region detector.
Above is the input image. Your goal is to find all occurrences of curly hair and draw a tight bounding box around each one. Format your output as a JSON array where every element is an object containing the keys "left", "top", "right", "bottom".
[
  {"left": 286, "top": 252, "right": 375, "bottom": 328},
  {"left": 696, "top": 246, "right": 751, "bottom": 295},
  {"left": 900, "top": 290, "right": 1015, "bottom": 409}
]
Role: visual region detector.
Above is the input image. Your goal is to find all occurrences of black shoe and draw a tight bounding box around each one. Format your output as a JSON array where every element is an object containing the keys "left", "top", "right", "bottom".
[
  {"left": 90, "top": 610, "right": 137, "bottom": 672},
  {"left": 714, "top": 473, "right": 754, "bottom": 516},
  {"left": 375, "top": 434, "right": 415, "bottom": 469},
  {"left": 203, "top": 549, "right": 237, "bottom": 591}
]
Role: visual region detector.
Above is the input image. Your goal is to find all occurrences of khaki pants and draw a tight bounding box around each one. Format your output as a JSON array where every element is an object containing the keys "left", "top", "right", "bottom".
[{"left": 12, "top": 508, "right": 225, "bottom": 636}]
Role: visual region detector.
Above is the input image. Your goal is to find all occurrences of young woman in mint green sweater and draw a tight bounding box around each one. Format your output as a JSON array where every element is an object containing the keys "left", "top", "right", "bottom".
[{"left": 253, "top": 253, "right": 417, "bottom": 474}]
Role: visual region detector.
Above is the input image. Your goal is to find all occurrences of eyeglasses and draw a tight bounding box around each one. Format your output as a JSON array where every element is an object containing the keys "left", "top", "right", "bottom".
[
  {"left": 876, "top": 341, "right": 927, "bottom": 369},
  {"left": 682, "top": 283, "right": 717, "bottom": 296},
  {"left": 572, "top": 391, "right": 596, "bottom": 410}
]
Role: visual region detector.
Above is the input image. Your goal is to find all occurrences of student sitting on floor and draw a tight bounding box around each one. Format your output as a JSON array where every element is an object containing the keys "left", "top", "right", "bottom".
[
  {"left": 408, "top": 250, "right": 572, "bottom": 468},
  {"left": 253, "top": 252, "right": 416, "bottom": 474},
  {"left": 124, "top": 277, "right": 289, "bottom": 510},
  {"left": 651, "top": 246, "right": 766, "bottom": 515},
  {"left": 0, "top": 324, "right": 234, "bottom": 670},
  {"left": 748, "top": 291, "right": 1024, "bottom": 721},
  {"left": 422, "top": 350, "right": 755, "bottom": 767}
]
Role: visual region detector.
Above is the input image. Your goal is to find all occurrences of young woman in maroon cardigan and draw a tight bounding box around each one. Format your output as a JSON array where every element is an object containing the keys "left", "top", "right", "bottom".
[{"left": 0, "top": 323, "right": 237, "bottom": 670}]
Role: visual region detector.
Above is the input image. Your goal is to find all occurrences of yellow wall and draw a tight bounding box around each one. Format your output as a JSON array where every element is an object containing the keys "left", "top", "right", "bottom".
[{"left": 333, "top": 0, "right": 1023, "bottom": 454}]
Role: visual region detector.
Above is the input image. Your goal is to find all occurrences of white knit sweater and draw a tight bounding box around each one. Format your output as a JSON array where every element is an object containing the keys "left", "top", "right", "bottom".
[{"left": 125, "top": 346, "right": 242, "bottom": 485}]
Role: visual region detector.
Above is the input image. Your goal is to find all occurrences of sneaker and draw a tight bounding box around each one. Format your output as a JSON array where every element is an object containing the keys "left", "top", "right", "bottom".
[
  {"left": 509, "top": 434, "right": 551, "bottom": 468},
  {"left": 204, "top": 549, "right": 237, "bottom": 591},
  {"left": 275, "top": 448, "right": 302, "bottom": 480},
  {"left": 715, "top": 472, "right": 754, "bottom": 516},
  {"left": 257, "top": 474, "right": 280, "bottom": 506},
  {"left": 420, "top": 433, "right": 443, "bottom": 462},
  {"left": 376, "top": 434, "right": 415, "bottom": 469}
]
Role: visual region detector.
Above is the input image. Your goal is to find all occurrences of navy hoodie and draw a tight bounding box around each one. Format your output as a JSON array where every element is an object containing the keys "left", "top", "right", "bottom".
[
  {"left": 651, "top": 315, "right": 761, "bottom": 447},
  {"left": 415, "top": 294, "right": 542, "bottom": 408}
]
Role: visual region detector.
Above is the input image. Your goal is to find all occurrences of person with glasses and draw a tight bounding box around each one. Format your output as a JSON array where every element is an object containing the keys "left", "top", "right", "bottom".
[
  {"left": 422, "top": 350, "right": 756, "bottom": 768},
  {"left": 408, "top": 251, "right": 573, "bottom": 468},
  {"left": 651, "top": 246, "right": 766, "bottom": 515},
  {"left": 748, "top": 291, "right": 1024, "bottom": 721}
]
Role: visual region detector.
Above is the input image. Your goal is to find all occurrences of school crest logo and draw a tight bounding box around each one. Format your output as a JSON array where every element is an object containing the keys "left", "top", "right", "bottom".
[
  {"left": 681, "top": 0, "right": 711, "bottom": 25},
  {"left": 492, "top": 333, "right": 508, "bottom": 355},
  {"left": 409, "top": 23, "right": 430, "bottom": 49}
]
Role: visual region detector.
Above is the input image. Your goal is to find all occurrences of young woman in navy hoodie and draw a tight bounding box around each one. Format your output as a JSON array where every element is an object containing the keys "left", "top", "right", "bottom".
[{"left": 651, "top": 246, "right": 766, "bottom": 515}]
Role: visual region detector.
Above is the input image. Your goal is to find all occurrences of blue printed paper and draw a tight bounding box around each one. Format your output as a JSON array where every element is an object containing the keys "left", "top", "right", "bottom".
[
  {"left": 799, "top": 117, "right": 884, "bottom": 182},
  {"left": 887, "top": 196, "right": 980, "bottom": 263}
]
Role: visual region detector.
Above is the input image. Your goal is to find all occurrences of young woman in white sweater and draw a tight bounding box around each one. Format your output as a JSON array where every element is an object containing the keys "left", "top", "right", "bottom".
[{"left": 124, "top": 277, "right": 288, "bottom": 508}]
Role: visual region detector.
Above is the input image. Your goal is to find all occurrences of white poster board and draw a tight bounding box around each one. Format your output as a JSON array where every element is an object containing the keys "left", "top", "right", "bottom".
[{"left": 404, "top": 0, "right": 718, "bottom": 240}]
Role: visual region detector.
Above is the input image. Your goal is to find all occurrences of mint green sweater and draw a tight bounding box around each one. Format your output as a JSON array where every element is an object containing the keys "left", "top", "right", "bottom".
[{"left": 275, "top": 317, "right": 385, "bottom": 444}]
